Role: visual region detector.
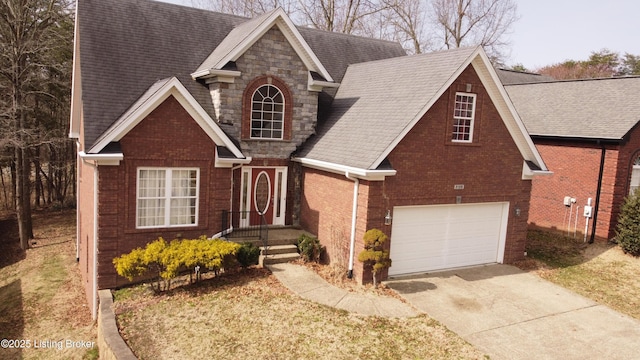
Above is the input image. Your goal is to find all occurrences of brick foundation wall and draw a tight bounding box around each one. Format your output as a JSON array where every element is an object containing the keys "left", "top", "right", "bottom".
[{"left": 95, "top": 96, "right": 232, "bottom": 289}]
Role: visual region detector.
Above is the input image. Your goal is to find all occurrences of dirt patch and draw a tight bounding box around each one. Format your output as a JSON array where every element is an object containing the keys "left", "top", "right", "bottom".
[{"left": 0, "top": 209, "right": 96, "bottom": 360}]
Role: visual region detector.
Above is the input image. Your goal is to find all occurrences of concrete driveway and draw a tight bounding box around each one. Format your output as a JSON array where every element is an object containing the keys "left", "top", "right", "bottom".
[{"left": 385, "top": 264, "right": 640, "bottom": 360}]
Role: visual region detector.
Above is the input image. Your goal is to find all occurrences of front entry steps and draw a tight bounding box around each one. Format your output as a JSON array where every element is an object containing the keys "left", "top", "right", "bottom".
[
  {"left": 228, "top": 228, "right": 316, "bottom": 267},
  {"left": 259, "top": 244, "right": 299, "bottom": 266}
]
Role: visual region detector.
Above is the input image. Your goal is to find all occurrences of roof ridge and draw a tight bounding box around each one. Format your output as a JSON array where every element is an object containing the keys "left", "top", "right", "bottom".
[{"left": 506, "top": 75, "right": 640, "bottom": 86}]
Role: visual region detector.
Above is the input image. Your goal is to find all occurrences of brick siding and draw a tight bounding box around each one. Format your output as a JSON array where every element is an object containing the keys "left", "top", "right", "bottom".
[
  {"left": 300, "top": 65, "right": 533, "bottom": 283},
  {"left": 94, "top": 96, "right": 232, "bottom": 289}
]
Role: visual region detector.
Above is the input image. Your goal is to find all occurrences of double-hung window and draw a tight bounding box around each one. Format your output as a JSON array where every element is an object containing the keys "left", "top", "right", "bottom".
[
  {"left": 452, "top": 92, "right": 476, "bottom": 142},
  {"left": 137, "top": 168, "right": 199, "bottom": 228}
]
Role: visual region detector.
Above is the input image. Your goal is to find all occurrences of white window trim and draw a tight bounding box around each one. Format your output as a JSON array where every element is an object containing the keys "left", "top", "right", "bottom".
[
  {"left": 630, "top": 157, "right": 640, "bottom": 195},
  {"left": 250, "top": 84, "right": 285, "bottom": 140},
  {"left": 452, "top": 92, "right": 476, "bottom": 143},
  {"left": 136, "top": 167, "right": 200, "bottom": 229}
]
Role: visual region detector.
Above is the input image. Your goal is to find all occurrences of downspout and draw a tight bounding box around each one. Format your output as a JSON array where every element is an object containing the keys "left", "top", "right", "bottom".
[
  {"left": 590, "top": 143, "right": 606, "bottom": 243},
  {"left": 345, "top": 172, "right": 359, "bottom": 279},
  {"left": 75, "top": 140, "right": 81, "bottom": 262},
  {"left": 92, "top": 163, "right": 98, "bottom": 320}
]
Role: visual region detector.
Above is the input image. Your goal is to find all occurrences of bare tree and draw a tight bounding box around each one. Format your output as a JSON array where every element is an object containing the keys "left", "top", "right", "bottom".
[
  {"left": 0, "top": 0, "right": 73, "bottom": 249},
  {"left": 429, "top": 0, "right": 518, "bottom": 64},
  {"left": 297, "top": 0, "right": 384, "bottom": 34},
  {"left": 381, "top": 0, "right": 429, "bottom": 54},
  {"left": 191, "top": 0, "right": 296, "bottom": 17}
]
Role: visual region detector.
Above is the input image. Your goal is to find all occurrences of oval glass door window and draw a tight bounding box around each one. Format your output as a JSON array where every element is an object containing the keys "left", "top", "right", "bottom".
[{"left": 254, "top": 172, "right": 271, "bottom": 215}]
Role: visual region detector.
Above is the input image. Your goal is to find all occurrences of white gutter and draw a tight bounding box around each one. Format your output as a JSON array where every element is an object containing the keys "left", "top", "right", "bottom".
[
  {"left": 345, "top": 172, "right": 359, "bottom": 279},
  {"left": 293, "top": 157, "right": 396, "bottom": 181},
  {"left": 79, "top": 151, "right": 123, "bottom": 166}
]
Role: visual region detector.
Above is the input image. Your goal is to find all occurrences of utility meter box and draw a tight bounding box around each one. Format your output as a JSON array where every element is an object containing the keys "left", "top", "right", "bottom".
[
  {"left": 564, "top": 196, "right": 572, "bottom": 206},
  {"left": 584, "top": 205, "right": 593, "bottom": 218}
]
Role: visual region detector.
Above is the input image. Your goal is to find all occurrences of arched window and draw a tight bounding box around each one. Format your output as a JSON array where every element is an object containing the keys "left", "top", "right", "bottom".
[
  {"left": 251, "top": 84, "right": 284, "bottom": 139},
  {"left": 630, "top": 155, "right": 640, "bottom": 195}
]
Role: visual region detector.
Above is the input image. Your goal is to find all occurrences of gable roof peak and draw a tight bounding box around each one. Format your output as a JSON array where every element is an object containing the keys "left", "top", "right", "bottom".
[{"left": 192, "top": 7, "right": 334, "bottom": 82}]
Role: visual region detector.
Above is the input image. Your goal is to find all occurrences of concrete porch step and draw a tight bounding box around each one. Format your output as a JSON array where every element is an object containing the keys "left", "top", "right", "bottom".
[
  {"left": 261, "top": 244, "right": 298, "bottom": 256},
  {"left": 260, "top": 252, "right": 300, "bottom": 266}
]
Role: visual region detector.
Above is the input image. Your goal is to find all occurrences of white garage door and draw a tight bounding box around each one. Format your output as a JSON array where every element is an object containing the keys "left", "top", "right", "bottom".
[{"left": 388, "top": 202, "right": 509, "bottom": 276}]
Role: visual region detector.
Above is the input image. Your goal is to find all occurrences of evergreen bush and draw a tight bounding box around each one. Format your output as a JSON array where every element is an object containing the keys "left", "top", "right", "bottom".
[
  {"left": 297, "top": 234, "right": 324, "bottom": 263},
  {"left": 236, "top": 242, "right": 260, "bottom": 268},
  {"left": 615, "top": 190, "right": 640, "bottom": 256},
  {"left": 113, "top": 236, "right": 241, "bottom": 291},
  {"left": 357, "top": 229, "right": 392, "bottom": 287}
]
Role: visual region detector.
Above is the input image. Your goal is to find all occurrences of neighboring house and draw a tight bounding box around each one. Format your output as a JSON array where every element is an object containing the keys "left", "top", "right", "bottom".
[
  {"left": 503, "top": 76, "right": 640, "bottom": 242},
  {"left": 71, "top": 0, "right": 548, "bottom": 318}
]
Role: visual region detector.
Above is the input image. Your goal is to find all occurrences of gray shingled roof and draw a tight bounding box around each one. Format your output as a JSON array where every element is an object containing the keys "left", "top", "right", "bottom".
[
  {"left": 297, "top": 47, "right": 479, "bottom": 169},
  {"left": 78, "top": 0, "right": 405, "bottom": 151},
  {"left": 505, "top": 77, "right": 640, "bottom": 139},
  {"left": 496, "top": 69, "right": 554, "bottom": 85}
]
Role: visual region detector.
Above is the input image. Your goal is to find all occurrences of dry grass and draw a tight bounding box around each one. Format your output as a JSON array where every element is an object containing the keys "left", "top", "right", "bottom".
[
  {"left": 113, "top": 267, "right": 486, "bottom": 360},
  {"left": 516, "top": 230, "right": 640, "bottom": 319},
  {"left": 0, "top": 209, "right": 97, "bottom": 360}
]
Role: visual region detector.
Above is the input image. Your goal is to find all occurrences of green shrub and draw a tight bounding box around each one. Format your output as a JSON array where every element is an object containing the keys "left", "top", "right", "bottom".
[
  {"left": 236, "top": 242, "right": 260, "bottom": 268},
  {"left": 357, "top": 229, "right": 391, "bottom": 287},
  {"left": 113, "top": 236, "right": 241, "bottom": 291},
  {"left": 615, "top": 191, "right": 640, "bottom": 256},
  {"left": 297, "top": 234, "right": 324, "bottom": 263}
]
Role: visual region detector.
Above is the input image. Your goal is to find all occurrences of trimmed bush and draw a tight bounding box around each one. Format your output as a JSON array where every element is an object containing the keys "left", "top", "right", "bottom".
[
  {"left": 357, "top": 229, "right": 392, "bottom": 287},
  {"left": 615, "top": 191, "right": 640, "bottom": 256},
  {"left": 236, "top": 242, "right": 260, "bottom": 268},
  {"left": 113, "top": 236, "right": 241, "bottom": 291},
  {"left": 297, "top": 234, "right": 324, "bottom": 263}
]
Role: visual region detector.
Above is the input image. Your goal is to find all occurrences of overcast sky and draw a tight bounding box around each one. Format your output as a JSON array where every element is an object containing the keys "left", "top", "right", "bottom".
[{"left": 158, "top": 0, "right": 640, "bottom": 70}]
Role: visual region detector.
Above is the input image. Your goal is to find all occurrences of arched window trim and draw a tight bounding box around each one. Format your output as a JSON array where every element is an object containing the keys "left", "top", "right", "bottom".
[
  {"left": 241, "top": 75, "right": 293, "bottom": 141},
  {"left": 250, "top": 84, "right": 285, "bottom": 140}
]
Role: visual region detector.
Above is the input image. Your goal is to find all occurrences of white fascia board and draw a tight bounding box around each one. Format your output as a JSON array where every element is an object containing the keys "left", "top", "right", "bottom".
[
  {"left": 69, "top": 8, "right": 82, "bottom": 140},
  {"left": 472, "top": 51, "right": 549, "bottom": 172},
  {"left": 522, "top": 161, "right": 553, "bottom": 180},
  {"left": 274, "top": 15, "right": 334, "bottom": 82},
  {"left": 294, "top": 157, "right": 396, "bottom": 181},
  {"left": 194, "top": 69, "right": 242, "bottom": 83},
  {"left": 308, "top": 72, "right": 340, "bottom": 92},
  {"left": 79, "top": 151, "right": 123, "bottom": 166},
  {"left": 369, "top": 49, "right": 479, "bottom": 169},
  {"left": 88, "top": 77, "right": 245, "bottom": 159},
  {"left": 214, "top": 147, "right": 252, "bottom": 168}
]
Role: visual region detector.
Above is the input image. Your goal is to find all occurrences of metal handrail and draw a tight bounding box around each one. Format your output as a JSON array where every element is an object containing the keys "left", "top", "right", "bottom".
[{"left": 221, "top": 210, "right": 268, "bottom": 247}]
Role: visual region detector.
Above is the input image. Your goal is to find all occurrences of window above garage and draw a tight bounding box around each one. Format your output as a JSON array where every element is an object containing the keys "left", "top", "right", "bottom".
[{"left": 452, "top": 92, "right": 476, "bottom": 143}]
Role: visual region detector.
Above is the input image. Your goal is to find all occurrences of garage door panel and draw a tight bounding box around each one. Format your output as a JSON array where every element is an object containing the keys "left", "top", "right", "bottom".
[{"left": 389, "top": 203, "right": 508, "bottom": 276}]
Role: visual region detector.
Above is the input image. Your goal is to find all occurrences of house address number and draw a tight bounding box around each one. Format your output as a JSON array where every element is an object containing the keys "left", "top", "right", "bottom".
[{"left": 454, "top": 184, "right": 464, "bottom": 190}]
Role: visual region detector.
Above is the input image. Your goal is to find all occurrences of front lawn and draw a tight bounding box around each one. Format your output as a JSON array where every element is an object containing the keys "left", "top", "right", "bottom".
[
  {"left": 113, "top": 268, "right": 486, "bottom": 359},
  {"left": 518, "top": 230, "right": 640, "bottom": 319}
]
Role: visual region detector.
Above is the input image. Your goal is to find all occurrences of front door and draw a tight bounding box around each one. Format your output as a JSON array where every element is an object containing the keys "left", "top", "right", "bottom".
[{"left": 240, "top": 167, "right": 287, "bottom": 226}]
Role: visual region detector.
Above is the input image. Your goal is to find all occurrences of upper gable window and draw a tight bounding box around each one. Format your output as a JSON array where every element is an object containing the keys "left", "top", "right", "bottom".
[
  {"left": 251, "top": 85, "right": 284, "bottom": 140},
  {"left": 452, "top": 92, "right": 476, "bottom": 143}
]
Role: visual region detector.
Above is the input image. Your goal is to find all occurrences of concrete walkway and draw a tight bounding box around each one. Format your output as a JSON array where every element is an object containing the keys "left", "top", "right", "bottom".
[
  {"left": 267, "top": 263, "right": 417, "bottom": 318},
  {"left": 385, "top": 264, "right": 640, "bottom": 360}
]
